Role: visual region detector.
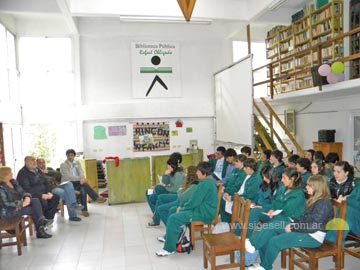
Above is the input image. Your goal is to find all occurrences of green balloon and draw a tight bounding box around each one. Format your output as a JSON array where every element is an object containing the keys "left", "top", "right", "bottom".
[{"left": 331, "top": 61, "right": 345, "bottom": 74}]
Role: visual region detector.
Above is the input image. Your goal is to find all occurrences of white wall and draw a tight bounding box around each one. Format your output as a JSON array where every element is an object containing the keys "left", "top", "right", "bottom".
[
  {"left": 265, "top": 93, "right": 360, "bottom": 162},
  {"left": 78, "top": 18, "right": 233, "bottom": 159}
]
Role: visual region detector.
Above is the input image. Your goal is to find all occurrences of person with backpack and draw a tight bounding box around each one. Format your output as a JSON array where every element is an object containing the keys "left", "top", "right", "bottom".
[{"left": 155, "top": 161, "right": 218, "bottom": 256}]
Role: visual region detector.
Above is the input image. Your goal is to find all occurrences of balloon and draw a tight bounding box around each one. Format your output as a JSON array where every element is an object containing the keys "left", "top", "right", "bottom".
[
  {"left": 331, "top": 61, "right": 345, "bottom": 74},
  {"left": 338, "top": 73, "right": 345, "bottom": 81},
  {"left": 318, "top": 64, "right": 331, "bottom": 77},
  {"left": 327, "top": 72, "right": 340, "bottom": 84}
]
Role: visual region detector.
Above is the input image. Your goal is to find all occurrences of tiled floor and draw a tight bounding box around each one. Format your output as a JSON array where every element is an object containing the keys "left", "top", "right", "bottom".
[{"left": 0, "top": 202, "right": 359, "bottom": 270}]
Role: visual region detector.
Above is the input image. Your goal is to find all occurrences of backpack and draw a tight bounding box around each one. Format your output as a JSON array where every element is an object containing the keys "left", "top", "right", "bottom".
[{"left": 176, "top": 224, "right": 192, "bottom": 254}]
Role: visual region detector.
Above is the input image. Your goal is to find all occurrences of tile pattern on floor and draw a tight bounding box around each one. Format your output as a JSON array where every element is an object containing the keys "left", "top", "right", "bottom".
[{"left": 0, "top": 202, "right": 359, "bottom": 270}]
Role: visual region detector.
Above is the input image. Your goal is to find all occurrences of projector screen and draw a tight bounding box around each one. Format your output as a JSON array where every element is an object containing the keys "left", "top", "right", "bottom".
[{"left": 214, "top": 54, "right": 253, "bottom": 146}]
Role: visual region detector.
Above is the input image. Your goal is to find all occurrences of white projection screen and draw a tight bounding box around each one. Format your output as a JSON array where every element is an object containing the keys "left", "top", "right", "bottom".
[{"left": 214, "top": 54, "right": 253, "bottom": 146}]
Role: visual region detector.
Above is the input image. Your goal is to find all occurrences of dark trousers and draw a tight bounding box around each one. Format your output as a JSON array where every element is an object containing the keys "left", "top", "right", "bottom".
[
  {"left": 72, "top": 181, "right": 99, "bottom": 211},
  {"left": 39, "top": 193, "right": 60, "bottom": 220},
  {"left": 19, "top": 198, "right": 44, "bottom": 230}
]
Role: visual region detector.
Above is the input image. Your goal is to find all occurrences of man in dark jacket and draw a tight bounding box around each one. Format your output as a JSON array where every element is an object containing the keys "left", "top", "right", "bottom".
[{"left": 16, "top": 156, "right": 60, "bottom": 225}]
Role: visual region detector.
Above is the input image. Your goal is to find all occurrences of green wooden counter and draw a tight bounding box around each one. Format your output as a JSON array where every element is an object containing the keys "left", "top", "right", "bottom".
[
  {"left": 106, "top": 157, "right": 151, "bottom": 204},
  {"left": 152, "top": 149, "right": 203, "bottom": 185}
]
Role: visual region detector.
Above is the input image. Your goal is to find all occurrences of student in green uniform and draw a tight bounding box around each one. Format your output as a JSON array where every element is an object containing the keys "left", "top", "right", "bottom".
[
  {"left": 219, "top": 154, "right": 247, "bottom": 223},
  {"left": 155, "top": 161, "right": 218, "bottom": 256},
  {"left": 222, "top": 158, "right": 262, "bottom": 223},
  {"left": 146, "top": 157, "right": 185, "bottom": 217},
  {"left": 209, "top": 146, "right": 229, "bottom": 181},
  {"left": 304, "top": 149, "right": 315, "bottom": 162},
  {"left": 310, "top": 159, "right": 327, "bottom": 178},
  {"left": 324, "top": 152, "right": 339, "bottom": 180},
  {"left": 241, "top": 146, "right": 252, "bottom": 158},
  {"left": 246, "top": 175, "right": 333, "bottom": 270},
  {"left": 221, "top": 148, "right": 238, "bottom": 186},
  {"left": 245, "top": 168, "right": 305, "bottom": 265},
  {"left": 156, "top": 166, "right": 199, "bottom": 243},
  {"left": 256, "top": 149, "right": 272, "bottom": 172},
  {"left": 270, "top": 150, "right": 286, "bottom": 179},
  {"left": 296, "top": 157, "right": 311, "bottom": 188},
  {"left": 246, "top": 165, "right": 280, "bottom": 237},
  {"left": 156, "top": 166, "right": 199, "bottom": 228},
  {"left": 286, "top": 154, "right": 300, "bottom": 169}
]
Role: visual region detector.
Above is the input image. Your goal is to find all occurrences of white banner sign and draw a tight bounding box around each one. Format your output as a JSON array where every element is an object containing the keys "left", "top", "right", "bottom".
[{"left": 131, "top": 42, "right": 181, "bottom": 98}]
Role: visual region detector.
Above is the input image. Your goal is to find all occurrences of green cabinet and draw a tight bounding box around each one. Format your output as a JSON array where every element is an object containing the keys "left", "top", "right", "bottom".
[{"left": 106, "top": 157, "right": 151, "bottom": 204}]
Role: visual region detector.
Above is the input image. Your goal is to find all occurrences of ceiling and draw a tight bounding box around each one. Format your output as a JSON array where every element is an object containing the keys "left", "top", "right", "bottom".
[{"left": 0, "top": 0, "right": 311, "bottom": 41}]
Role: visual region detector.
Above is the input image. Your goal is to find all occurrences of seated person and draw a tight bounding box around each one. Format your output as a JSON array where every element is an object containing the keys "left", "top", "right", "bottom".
[
  {"left": 246, "top": 175, "right": 333, "bottom": 270},
  {"left": 220, "top": 148, "right": 237, "bottom": 186},
  {"left": 60, "top": 149, "right": 107, "bottom": 217},
  {"left": 257, "top": 149, "right": 272, "bottom": 172},
  {"left": 246, "top": 165, "right": 280, "bottom": 237},
  {"left": 17, "top": 156, "right": 60, "bottom": 226},
  {"left": 209, "top": 146, "right": 228, "bottom": 182},
  {"left": 241, "top": 146, "right": 252, "bottom": 158},
  {"left": 155, "top": 166, "right": 199, "bottom": 242},
  {"left": 295, "top": 157, "right": 311, "bottom": 188},
  {"left": 37, "top": 158, "right": 81, "bottom": 222},
  {"left": 222, "top": 158, "right": 262, "bottom": 223},
  {"left": 311, "top": 159, "right": 327, "bottom": 178},
  {"left": 0, "top": 167, "right": 52, "bottom": 238},
  {"left": 329, "top": 161, "right": 355, "bottom": 200},
  {"left": 155, "top": 161, "right": 218, "bottom": 256},
  {"left": 304, "top": 149, "right": 315, "bottom": 162},
  {"left": 286, "top": 154, "right": 300, "bottom": 169},
  {"left": 146, "top": 157, "right": 185, "bottom": 215},
  {"left": 247, "top": 168, "right": 306, "bottom": 238},
  {"left": 270, "top": 150, "right": 286, "bottom": 179},
  {"left": 324, "top": 152, "right": 339, "bottom": 180}
]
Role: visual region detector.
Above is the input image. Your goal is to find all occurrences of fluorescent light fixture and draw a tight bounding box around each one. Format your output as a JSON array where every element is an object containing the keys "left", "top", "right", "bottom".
[
  {"left": 268, "top": 0, "right": 288, "bottom": 10},
  {"left": 119, "top": 15, "right": 212, "bottom": 25}
]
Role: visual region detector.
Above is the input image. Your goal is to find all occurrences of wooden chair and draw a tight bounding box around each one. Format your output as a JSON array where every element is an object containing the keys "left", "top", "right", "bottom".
[
  {"left": 0, "top": 217, "right": 27, "bottom": 256},
  {"left": 202, "top": 194, "right": 252, "bottom": 270},
  {"left": 344, "top": 233, "right": 360, "bottom": 260},
  {"left": 23, "top": 215, "right": 34, "bottom": 236},
  {"left": 190, "top": 183, "right": 224, "bottom": 249},
  {"left": 289, "top": 200, "right": 347, "bottom": 270},
  {"left": 59, "top": 200, "right": 65, "bottom": 218}
]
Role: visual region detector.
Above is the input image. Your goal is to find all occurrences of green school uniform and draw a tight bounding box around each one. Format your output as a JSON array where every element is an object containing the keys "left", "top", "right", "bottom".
[
  {"left": 301, "top": 171, "right": 311, "bottom": 189},
  {"left": 163, "top": 178, "right": 217, "bottom": 252},
  {"left": 257, "top": 160, "right": 271, "bottom": 173},
  {"left": 271, "top": 185, "right": 306, "bottom": 220},
  {"left": 162, "top": 171, "right": 185, "bottom": 192},
  {"left": 239, "top": 171, "right": 263, "bottom": 201},
  {"left": 224, "top": 168, "right": 246, "bottom": 195},
  {"left": 209, "top": 158, "right": 229, "bottom": 179},
  {"left": 177, "top": 184, "right": 198, "bottom": 207}
]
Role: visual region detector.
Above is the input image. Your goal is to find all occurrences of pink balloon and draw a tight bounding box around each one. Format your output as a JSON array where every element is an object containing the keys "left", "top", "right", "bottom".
[
  {"left": 327, "top": 72, "right": 340, "bottom": 84},
  {"left": 318, "top": 64, "right": 331, "bottom": 77},
  {"left": 338, "top": 73, "right": 345, "bottom": 81}
]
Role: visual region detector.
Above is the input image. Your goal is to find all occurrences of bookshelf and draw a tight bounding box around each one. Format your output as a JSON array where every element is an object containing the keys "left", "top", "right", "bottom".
[
  {"left": 350, "top": 0, "right": 360, "bottom": 79},
  {"left": 266, "top": 0, "right": 343, "bottom": 94}
]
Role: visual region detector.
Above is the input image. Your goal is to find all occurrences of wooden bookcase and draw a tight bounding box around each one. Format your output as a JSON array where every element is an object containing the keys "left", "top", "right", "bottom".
[
  {"left": 313, "top": 142, "right": 343, "bottom": 160},
  {"left": 350, "top": 0, "right": 360, "bottom": 79},
  {"left": 266, "top": 0, "right": 343, "bottom": 94}
]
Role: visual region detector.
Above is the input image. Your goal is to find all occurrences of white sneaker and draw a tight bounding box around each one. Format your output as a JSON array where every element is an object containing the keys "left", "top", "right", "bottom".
[
  {"left": 157, "top": 236, "right": 166, "bottom": 243},
  {"left": 245, "top": 238, "right": 256, "bottom": 253},
  {"left": 247, "top": 264, "right": 265, "bottom": 270},
  {"left": 155, "top": 249, "right": 175, "bottom": 256}
]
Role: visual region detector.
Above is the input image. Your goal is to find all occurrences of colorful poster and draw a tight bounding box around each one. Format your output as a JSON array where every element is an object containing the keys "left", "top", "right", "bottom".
[
  {"left": 131, "top": 42, "right": 181, "bottom": 98},
  {"left": 133, "top": 122, "right": 170, "bottom": 152}
]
